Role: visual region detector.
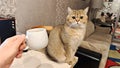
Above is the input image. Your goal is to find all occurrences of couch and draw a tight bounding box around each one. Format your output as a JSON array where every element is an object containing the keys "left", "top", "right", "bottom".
[{"left": 80, "top": 21, "right": 112, "bottom": 68}]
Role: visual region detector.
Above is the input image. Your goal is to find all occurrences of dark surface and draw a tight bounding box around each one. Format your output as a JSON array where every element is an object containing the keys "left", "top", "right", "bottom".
[
  {"left": 74, "top": 47, "right": 102, "bottom": 68},
  {"left": 0, "top": 19, "right": 16, "bottom": 43}
]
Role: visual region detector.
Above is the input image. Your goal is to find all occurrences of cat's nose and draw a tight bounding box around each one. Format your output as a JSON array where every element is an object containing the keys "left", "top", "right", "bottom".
[
  {"left": 76, "top": 18, "right": 80, "bottom": 22},
  {"left": 76, "top": 19, "right": 80, "bottom": 22}
]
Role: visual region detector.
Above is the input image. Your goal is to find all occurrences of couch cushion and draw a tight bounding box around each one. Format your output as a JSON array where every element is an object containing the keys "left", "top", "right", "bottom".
[
  {"left": 85, "top": 21, "right": 95, "bottom": 39},
  {"left": 85, "top": 32, "right": 112, "bottom": 53}
]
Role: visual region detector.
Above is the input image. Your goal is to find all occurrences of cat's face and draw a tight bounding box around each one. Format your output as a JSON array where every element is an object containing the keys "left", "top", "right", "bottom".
[{"left": 66, "top": 7, "right": 88, "bottom": 29}]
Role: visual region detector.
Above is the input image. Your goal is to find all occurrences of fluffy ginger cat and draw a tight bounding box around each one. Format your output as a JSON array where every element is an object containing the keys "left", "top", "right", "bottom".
[{"left": 47, "top": 7, "right": 88, "bottom": 68}]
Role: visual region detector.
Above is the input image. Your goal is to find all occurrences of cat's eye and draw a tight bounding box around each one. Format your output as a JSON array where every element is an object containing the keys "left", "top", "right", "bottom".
[
  {"left": 72, "top": 16, "right": 76, "bottom": 19},
  {"left": 80, "top": 16, "right": 83, "bottom": 19}
]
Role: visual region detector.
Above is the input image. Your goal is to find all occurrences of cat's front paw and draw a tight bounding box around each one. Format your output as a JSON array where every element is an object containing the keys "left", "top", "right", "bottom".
[{"left": 69, "top": 57, "right": 78, "bottom": 68}]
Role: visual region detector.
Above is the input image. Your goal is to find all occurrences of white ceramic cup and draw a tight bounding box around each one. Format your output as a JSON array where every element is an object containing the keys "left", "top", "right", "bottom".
[{"left": 26, "top": 28, "right": 48, "bottom": 50}]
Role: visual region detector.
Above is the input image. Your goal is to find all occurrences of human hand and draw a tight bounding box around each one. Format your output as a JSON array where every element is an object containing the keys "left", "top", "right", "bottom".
[{"left": 0, "top": 35, "right": 26, "bottom": 68}]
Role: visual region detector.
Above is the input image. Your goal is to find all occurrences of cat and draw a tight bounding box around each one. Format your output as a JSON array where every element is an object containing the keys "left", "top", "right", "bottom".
[{"left": 47, "top": 7, "right": 88, "bottom": 68}]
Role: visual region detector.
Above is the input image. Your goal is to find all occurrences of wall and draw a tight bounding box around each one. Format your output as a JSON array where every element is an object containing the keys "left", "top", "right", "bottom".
[
  {"left": 16, "top": 0, "right": 57, "bottom": 33},
  {"left": 16, "top": 0, "right": 90, "bottom": 33}
]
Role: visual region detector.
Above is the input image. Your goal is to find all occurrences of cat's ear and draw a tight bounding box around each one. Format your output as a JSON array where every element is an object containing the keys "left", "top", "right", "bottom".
[
  {"left": 68, "top": 7, "right": 73, "bottom": 14},
  {"left": 84, "top": 7, "right": 89, "bottom": 14}
]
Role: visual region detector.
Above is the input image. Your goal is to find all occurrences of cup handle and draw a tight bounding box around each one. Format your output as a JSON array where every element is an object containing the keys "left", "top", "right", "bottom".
[{"left": 23, "top": 36, "right": 29, "bottom": 52}]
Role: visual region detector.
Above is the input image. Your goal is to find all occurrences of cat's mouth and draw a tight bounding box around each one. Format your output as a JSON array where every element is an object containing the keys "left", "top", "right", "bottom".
[{"left": 69, "top": 22, "right": 85, "bottom": 28}]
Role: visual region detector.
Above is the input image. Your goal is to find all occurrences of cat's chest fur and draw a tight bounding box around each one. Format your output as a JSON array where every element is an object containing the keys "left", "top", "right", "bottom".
[{"left": 61, "top": 25, "right": 86, "bottom": 47}]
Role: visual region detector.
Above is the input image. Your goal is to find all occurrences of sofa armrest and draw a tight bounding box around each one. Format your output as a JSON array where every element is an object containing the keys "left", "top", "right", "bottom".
[{"left": 95, "top": 25, "right": 111, "bottom": 34}]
